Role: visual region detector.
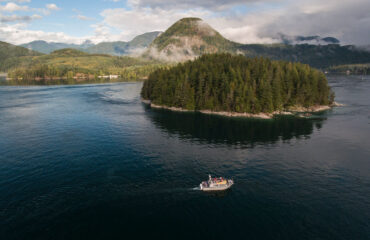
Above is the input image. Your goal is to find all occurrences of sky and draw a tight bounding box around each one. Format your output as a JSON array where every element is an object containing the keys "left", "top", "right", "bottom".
[{"left": 0, "top": 0, "right": 369, "bottom": 45}]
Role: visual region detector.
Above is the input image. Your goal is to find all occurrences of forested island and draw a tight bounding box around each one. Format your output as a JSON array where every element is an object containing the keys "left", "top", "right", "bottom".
[{"left": 141, "top": 53, "right": 335, "bottom": 118}]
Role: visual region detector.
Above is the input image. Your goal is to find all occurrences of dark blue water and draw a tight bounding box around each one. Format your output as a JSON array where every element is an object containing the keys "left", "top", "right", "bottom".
[{"left": 0, "top": 76, "right": 369, "bottom": 240}]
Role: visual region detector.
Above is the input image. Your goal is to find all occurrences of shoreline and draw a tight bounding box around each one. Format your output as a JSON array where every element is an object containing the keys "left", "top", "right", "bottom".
[{"left": 142, "top": 99, "right": 342, "bottom": 119}]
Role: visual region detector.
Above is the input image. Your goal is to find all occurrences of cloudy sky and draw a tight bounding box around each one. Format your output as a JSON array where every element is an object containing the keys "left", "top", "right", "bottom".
[{"left": 0, "top": 0, "right": 369, "bottom": 45}]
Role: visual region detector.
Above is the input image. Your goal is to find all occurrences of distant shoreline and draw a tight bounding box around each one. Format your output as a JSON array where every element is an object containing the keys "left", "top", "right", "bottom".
[
  {"left": 0, "top": 78, "right": 145, "bottom": 86},
  {"left": 142, "top": 99, "right": 342, "bottom": 119}
]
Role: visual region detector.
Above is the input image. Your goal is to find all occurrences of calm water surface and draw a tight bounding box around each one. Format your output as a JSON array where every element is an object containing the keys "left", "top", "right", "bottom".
[{"left": 0, "top": 76, "right": 369, "bottom": 239}]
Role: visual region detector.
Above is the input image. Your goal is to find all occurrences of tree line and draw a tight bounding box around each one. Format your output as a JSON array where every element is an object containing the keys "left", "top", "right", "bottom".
[
  {"left": 141, "top": 53, "right": 335, "bottom": 113},
  {"left": 7, "top": 63, "right": 165, "bottom": 81}
]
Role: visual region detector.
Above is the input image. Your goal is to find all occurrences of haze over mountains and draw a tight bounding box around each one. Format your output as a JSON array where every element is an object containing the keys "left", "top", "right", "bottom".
[
  {"left": 20, "top": 40, "right": 94, "bottom": 54},
  {"left": 20, "top": 32, "right": 162, "bottom": 55}
]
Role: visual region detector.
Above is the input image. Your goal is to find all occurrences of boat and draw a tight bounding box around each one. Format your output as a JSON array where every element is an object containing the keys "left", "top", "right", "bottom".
[{"left": 200, "top": 175, "right": 234, "bottom": 191}]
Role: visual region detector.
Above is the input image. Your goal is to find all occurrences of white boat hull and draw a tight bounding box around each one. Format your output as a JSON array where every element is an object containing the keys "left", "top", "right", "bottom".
[
  {"left": 200, "top": 178, "right": 234, "bottom": 191},
  {"left": 201, "top": 183, "right": 233, "bottom": 191}
]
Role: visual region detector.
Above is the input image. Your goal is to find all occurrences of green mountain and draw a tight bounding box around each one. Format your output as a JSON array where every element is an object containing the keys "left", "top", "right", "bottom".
[
  {"left": 145, "top": 17, "right": 370, "bottom": 68},
  {"left": 0, "top": 41, "right": 42, "bottom": 71},
  {"left": 85, "top": 31, "right": 162, "bottom": 56},
  {"left": 145, "top": 17, "right": 236, "bottom": 61}
]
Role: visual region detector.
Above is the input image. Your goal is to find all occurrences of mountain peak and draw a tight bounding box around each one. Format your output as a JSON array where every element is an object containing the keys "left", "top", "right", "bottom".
[
  {"left": 146, "top": 17, "right": 235, "bottom": 61},
  {"left": 179, "top": 17, "right": 202, "bottom": 21},
  {"left": 155, "top": 17, "right": 217, "bottom": 40}
]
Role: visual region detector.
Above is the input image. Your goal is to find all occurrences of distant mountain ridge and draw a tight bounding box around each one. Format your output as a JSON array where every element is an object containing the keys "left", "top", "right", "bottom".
[
  {"left": 20, "top": 31, "right": 162, "bottom": 55},
  {"left": 20, "top": 40, "right": 93, "bottom": 54},
  {"left": 4, "top": 17, "right": 370, "bottom": 69}
]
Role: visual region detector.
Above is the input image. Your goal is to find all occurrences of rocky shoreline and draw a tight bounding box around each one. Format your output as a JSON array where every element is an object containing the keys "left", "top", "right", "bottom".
[{"left": 142, "top": 99, "right": 342, "bottom": 119}]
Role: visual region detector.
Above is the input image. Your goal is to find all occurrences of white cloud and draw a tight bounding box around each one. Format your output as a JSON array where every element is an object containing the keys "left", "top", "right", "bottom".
[
  {"left": 100, "top": 7, "right": 211, "bottom": 41},
  {"left": 254, "top": 0, "right": 370, "bottom": 45},
  {"left": 0, "top": 22, "right": 86, "bottom": 44},
  {"left": 0, "top": 2, "right": 29, "bottom": 12},
  {"left": 45, "top": 3, "right": 60, "bottom": 11},
  {"left": 34, "top": 3, "right": 60, "bottom": 15}
]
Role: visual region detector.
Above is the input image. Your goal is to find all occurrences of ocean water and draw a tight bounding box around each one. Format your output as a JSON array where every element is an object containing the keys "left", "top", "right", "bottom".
[{"left": 0, "top": 76, "right": 369, "bottom": 239}]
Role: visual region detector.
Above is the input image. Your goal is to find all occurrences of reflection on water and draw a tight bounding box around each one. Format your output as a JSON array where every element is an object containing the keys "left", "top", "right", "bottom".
[{"left": 146, "top": 106, "right": 326, "bottom": 147}]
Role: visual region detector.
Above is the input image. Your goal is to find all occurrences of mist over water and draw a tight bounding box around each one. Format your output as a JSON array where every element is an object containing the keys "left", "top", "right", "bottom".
[{"left": 0, "top": 76, "right": 369, "bottom": 239}]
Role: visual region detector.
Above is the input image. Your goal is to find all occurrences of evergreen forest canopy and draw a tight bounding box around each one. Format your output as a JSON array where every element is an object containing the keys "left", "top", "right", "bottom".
[{"left": 141, "top": 53, "right": 335, "bottom": 113}]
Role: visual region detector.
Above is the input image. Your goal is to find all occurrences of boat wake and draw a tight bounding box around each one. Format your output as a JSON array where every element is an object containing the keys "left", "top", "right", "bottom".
[{"left": 192, "top": 187, "right": 201, "bottom": 191}]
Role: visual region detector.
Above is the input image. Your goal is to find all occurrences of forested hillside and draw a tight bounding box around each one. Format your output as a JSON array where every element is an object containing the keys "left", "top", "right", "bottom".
[
  {"left": 142, "top": 54, "right": 334, "bottom": 113},
  {"left": 0, "top": 41, "right": 42, "bottom": 72},
  {"left": 7, "top": 49, "right": 164, "bottom": 80}
]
